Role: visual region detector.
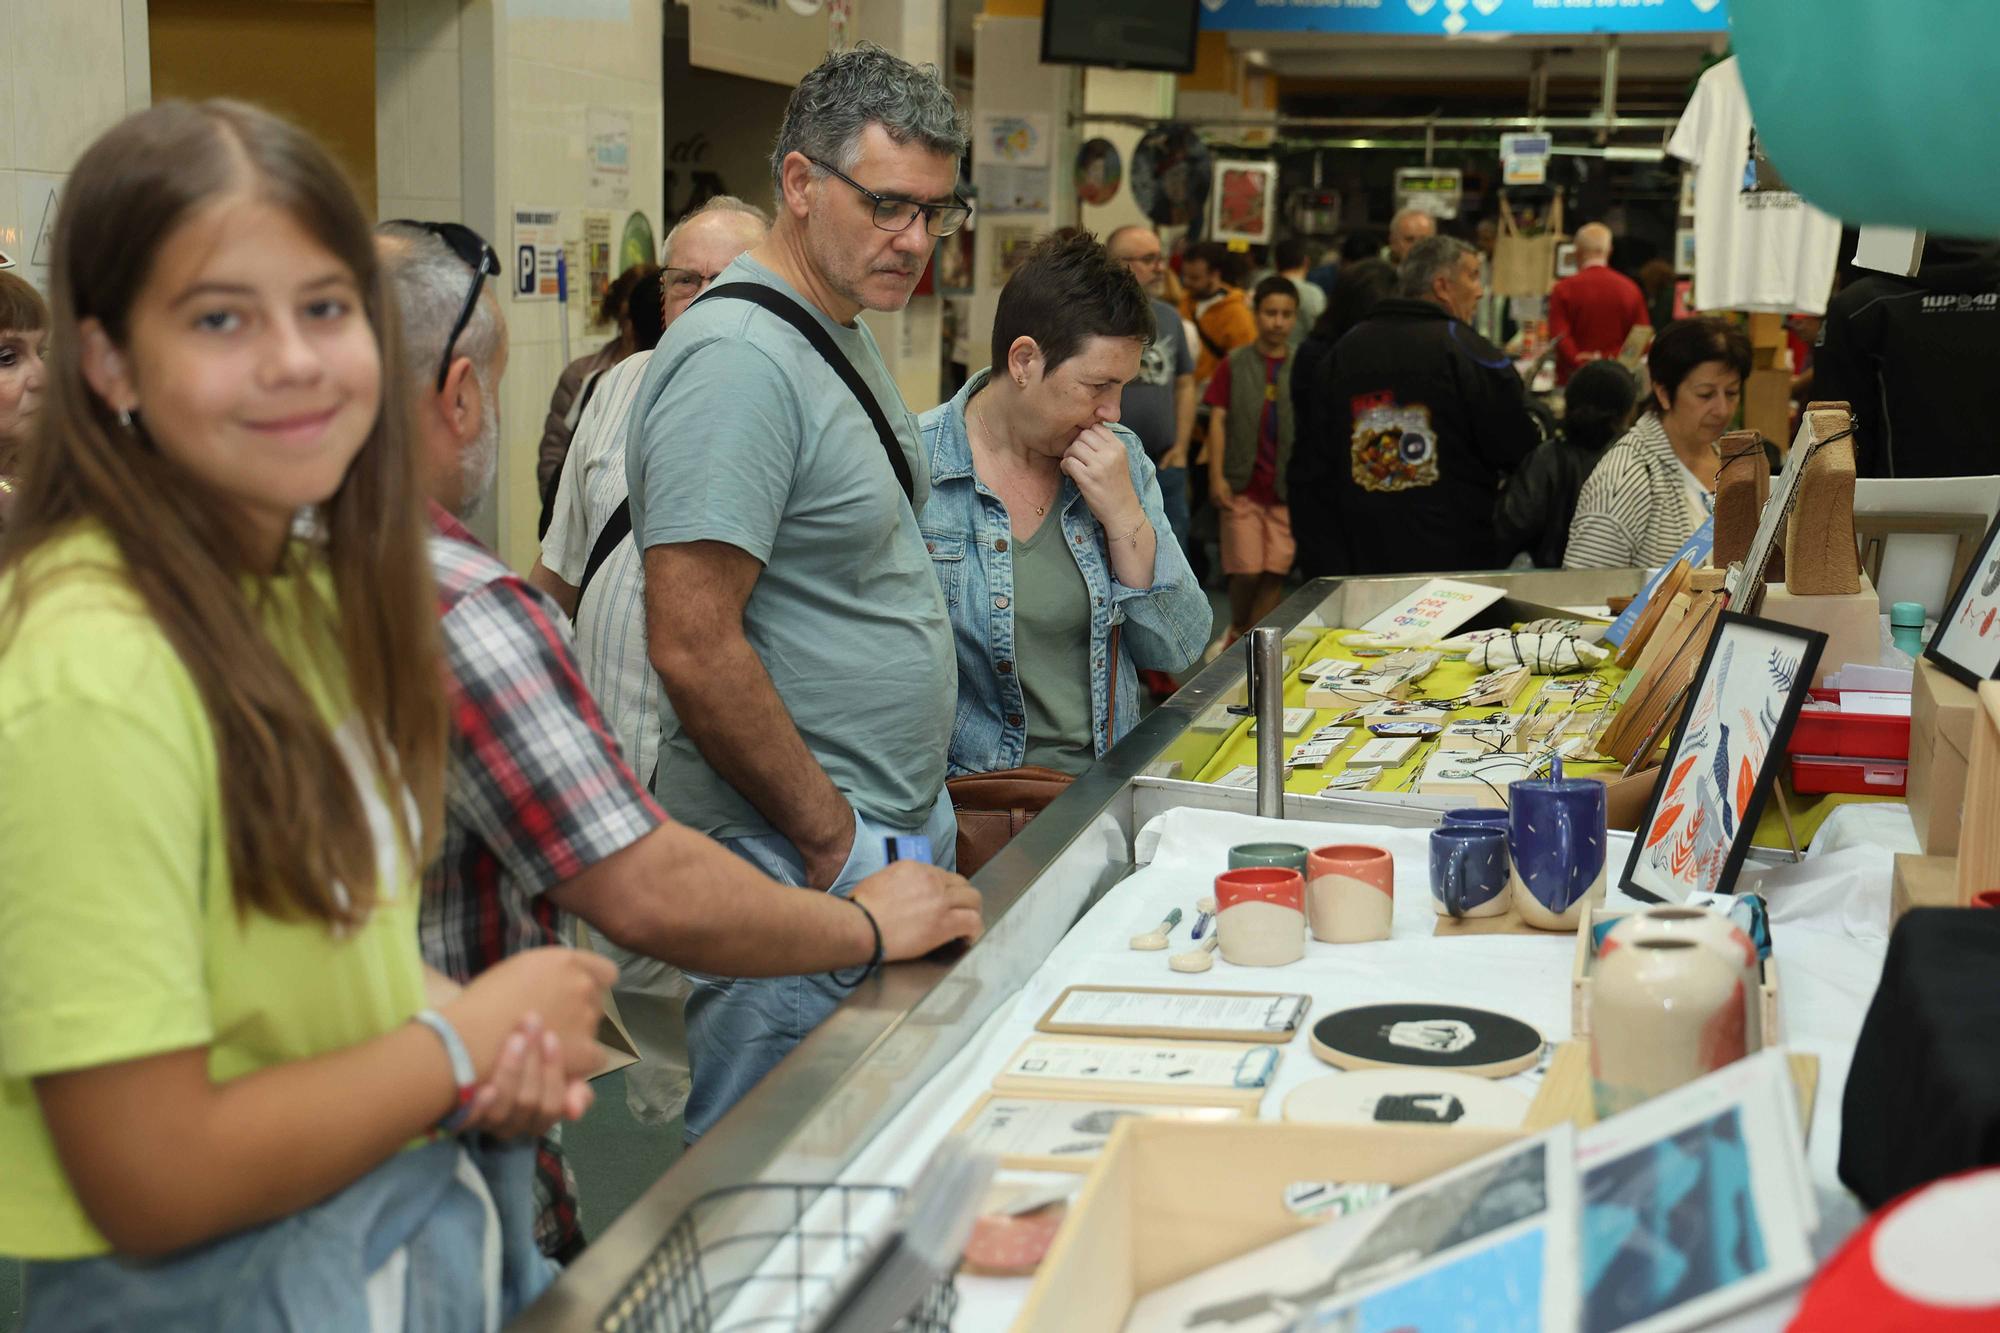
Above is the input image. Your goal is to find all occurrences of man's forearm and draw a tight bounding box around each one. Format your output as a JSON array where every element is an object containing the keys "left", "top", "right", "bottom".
[
  {"left": 526, "top": 559, "right": 580, "bottom": 619},
  {"left": 1172, "top": 378, "right": 1197, "bottom": 458},
  {"left": 553, "top": 821, "right": 874, "bottom": 976},
  {"left": 655, "top": 627, "right": 851, "bottom": 866}
]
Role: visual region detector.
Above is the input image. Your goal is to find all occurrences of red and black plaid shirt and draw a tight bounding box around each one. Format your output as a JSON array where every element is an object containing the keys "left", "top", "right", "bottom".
[{"left": 420, "top": 504, "right": 664, "bottom": 1260}]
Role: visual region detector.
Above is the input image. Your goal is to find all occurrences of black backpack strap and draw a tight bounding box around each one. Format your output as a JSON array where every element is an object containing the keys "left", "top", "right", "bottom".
[
  {"left": 574, "top": 498, "right": 632, "bottom": 619},
  {"left": 695, "top": 282, "right": 915, "bottom": 504}
]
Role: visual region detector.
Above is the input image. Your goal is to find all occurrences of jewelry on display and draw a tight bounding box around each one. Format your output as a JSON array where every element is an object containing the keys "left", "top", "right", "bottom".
[
  {"left": 1129, "top": 907, "right": 1184, "bottom": 951},
  {"left": 830, "top": 896, "right": 885, "bottom": 988}
]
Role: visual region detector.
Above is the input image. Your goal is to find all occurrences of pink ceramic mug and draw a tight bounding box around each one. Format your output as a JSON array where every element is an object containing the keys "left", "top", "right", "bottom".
[
  {"left": 1214, "top": 867, "right": 1306, "bottom": 966},
  {"left": 1306, "top": 844, "right": 1395, "bottom": 943}
]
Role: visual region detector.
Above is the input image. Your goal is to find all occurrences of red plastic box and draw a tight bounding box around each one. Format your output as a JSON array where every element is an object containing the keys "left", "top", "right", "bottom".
[
  {"left": 1790, "top": 754, "right": 1909, "bottom": 797},
  {"left": 1785, "top": 689, "right": 1911, "bottom": 761}
]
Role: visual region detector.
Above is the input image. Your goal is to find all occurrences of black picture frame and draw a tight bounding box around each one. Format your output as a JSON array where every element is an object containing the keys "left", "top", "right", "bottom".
[
  {"left": 1620, "top": 612, "right": 1826, "bottom": 904},
  {"left": 1923, "top": 507, "right": 2000, "bottom": 689}
]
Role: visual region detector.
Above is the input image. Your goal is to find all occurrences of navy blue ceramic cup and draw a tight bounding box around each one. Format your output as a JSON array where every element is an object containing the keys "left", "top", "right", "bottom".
[{"left": 1429, "top": 826, "right": 1510, "bottom": 919}]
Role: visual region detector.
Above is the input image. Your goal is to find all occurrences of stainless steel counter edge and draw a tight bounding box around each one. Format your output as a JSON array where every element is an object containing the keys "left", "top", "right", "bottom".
[{"left": 512, "top": 570, "right": 1645, "bottom": 1329}]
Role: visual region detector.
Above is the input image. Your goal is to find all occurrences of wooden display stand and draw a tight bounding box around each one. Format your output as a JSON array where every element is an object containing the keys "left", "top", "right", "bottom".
[
  {"left": 1713, "top": 431, "right": 1770, "bottom": 571},
  {"left": 1014, "top": 1119, "right": 1523, "bottom": 1332},
  {"left": 1952, "top": 681, "right": 2000, "bottom": 905},
  {"left": 1524, "top": 1042, "right": 1818, "bottom": 1134},
  {"left": 1893, "top": 853, "right": 1963, "bottom": 928},
  {"left": 1760, "top": 572, "right": 1881, "bottom": 688},
  {"left": 1911, "top": 658, "right": 1978, "bottom": 856}
]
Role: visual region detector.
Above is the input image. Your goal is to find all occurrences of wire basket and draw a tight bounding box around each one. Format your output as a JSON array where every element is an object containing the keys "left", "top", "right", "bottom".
[{"left": 595, "top": 1182, "right": 957, "bottom": 1333}]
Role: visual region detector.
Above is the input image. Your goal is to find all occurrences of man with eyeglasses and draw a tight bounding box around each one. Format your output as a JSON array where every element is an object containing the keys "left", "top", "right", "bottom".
[
  {"left": 377, "top": 220, "right": 984, "bottom": 1257},
  {"left": 1106, "top": 224, "right": 1198, "bottom": 561},
  {"left": 625, "top": 43, "right": 973, "bottom": 1140},
  {"left": 527, "top": 196, "right": 767, "bottom": 1129}
]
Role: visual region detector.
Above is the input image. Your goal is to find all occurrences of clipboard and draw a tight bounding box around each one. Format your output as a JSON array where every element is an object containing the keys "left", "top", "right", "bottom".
[
  {"left": 1034, "top": 986, "right": 1310, "bottom": 1043},
  {"left": 992, "top": 1034, "right": 1281, "bottom": 1107}
]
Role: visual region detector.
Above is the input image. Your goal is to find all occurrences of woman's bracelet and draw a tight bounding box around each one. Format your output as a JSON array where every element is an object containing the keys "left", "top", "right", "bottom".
[
  {"left": 1110, "top": 515, "right": 1149, "bottom": 545},
  {"left": 830, "top": 896, "right": 884, "bottom": 988}
]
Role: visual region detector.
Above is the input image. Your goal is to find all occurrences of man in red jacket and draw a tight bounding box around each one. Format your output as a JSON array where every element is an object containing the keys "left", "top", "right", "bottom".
[{"left": 1548, "top": 222, "right": 1650, "bottom": 384}]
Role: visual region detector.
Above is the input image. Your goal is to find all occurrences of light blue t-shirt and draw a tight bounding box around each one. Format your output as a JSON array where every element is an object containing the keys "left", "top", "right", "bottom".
[{"left": 624, "top": 253, "right": 955, "bottom": 838}]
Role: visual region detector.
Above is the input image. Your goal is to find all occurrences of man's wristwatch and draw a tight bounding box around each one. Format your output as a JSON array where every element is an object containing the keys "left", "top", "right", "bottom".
[{"left": 412, "top": 1008, "right": 479, "bottom": 1133}]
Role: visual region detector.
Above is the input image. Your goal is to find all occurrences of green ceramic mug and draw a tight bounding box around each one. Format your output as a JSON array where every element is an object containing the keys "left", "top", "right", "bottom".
[{"left": 1228, "top": 842, "right": 1310, "bottom": 876}]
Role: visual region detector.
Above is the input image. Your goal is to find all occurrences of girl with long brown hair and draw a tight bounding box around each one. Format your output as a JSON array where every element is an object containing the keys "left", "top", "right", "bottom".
[{"left": 0, "top": 101, "right": 613, "bottom": 1329}]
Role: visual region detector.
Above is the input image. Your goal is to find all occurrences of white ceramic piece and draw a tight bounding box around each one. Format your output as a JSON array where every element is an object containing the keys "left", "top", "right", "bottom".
[
  {"left": 1604, "top": 906, "right": 1764, "bottom": 1050},
  {"left": 1214, "top": 901, "right": 1305, "bottom": 967},
  {"left": 1169, "top": 935, "right": 1219, "bottom": 973},
  {"left": 1129, "top": 908, "right": 1182, "bottom": 952},
  {"left": 1590, "top": 938, "right": 1748, "bottom": 1117}
]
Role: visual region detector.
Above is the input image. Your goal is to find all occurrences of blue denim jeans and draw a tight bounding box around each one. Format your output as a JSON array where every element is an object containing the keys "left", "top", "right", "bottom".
[
  {"left": 682, "top": 789, "right": 958, "bottom": 1140},
  {"left": 1154, "top": 464, "right": 1192, "bottom": 558}
]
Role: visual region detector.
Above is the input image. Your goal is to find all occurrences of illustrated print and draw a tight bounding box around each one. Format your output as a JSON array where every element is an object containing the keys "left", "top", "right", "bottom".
[
  {"left": 1385, "top": 1019, "right": 1476, "bottom": 1053},
  {"left": 1740, "top": 126, "right": 1794, "bottom": 195},
  {"left": 1374, "top": 1093, "right": 1467, "bottom": 1124},
  {"left": 1350, "top": 392, "right": 1441, "bottom": 493}
]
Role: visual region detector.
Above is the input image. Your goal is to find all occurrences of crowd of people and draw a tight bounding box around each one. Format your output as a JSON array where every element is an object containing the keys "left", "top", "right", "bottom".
[{"left": 6, "top": 27, "right": 2000, "bottom": 1332}]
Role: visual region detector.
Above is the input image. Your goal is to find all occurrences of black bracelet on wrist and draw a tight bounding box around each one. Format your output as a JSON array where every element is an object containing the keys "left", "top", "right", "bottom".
[{"left": 830, "top": 896, "right": 884, "bottom": 989}]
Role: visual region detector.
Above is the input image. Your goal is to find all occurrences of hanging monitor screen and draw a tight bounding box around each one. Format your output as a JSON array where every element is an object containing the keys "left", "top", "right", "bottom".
[{"left": 1041, "top": 0, "right": 1201, "bottom": 75}]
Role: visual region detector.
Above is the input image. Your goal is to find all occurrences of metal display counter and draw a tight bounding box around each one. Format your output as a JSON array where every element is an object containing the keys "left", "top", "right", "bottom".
[{"left": 512, "top": 568, "right": 1644, "bottom": 1331}]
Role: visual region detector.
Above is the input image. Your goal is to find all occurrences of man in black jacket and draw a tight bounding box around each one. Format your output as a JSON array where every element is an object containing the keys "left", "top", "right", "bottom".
[
  {"left": 1813, "top": 237, "right": 2000, "bottom": 478},
  {"left": 1293, "top": 235, "right": 1540, "bottom": 574}
]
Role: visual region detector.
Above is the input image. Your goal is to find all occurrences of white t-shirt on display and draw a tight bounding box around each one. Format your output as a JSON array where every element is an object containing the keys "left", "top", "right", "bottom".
[{"left": 1669, "top": 57, "right": 1841, "bottom": 315}]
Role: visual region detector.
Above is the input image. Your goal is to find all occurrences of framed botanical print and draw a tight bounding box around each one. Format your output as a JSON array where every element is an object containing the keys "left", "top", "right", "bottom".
[
  {"left": 1210, "top": 159, "right": 1277, "bottom": 246},
  {"left": 1622, "top": 613, "right": 1826, "bottom": 903},
  {"left": 1925, "top": 509, "right": 2000, "bottom": 687}
]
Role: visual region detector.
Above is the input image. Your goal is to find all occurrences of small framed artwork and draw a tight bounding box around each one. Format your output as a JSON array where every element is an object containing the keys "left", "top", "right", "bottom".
[
  {"left": 1622, "top": 612, "right": 1826, "bottom": 904},
  {"left": 1925, "top": 510, "right": 2000, "bottom": 686},
  {"left": 1210, "top": 159, "right": 1277, "bottom": 246},
  {"left": 1675, "top": 227, "right": 1698, "bottom": 275}
]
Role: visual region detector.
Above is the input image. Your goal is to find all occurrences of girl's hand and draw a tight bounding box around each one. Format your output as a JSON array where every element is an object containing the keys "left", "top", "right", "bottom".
[
  {"left": 443, "top": 946, "right": 616, "bottom": 1083},
  {"left": 460, "top": 1012, "right": 595, "bottom": 1140},
  {"left": 1061, "top": 426, "right": 1144, "bottom": 537}
]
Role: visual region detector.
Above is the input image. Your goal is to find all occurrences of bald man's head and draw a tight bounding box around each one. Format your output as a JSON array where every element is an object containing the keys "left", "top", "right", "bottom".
[
  {"left": 1389, "top": 208, "right": 1437, "bottom": 262},
  {"left": 1576, "top": 222, "right": 1613, "bottom": 265}
]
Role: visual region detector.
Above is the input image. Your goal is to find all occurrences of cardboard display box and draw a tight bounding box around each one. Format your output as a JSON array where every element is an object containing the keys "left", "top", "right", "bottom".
[
  {"left": 1911, "top": 659, "right": 1977, "bottom": 855},
  {"left": 1570, "top": 902, "right": 1781, "bottom": 1048},
  {"left": 1954, "top": 681, "right": 2000, "bottom": 904},
  {"left": 1013, "top": 1119, "right": 1522, "bottom": 1332},
  {"left": 1892, "top": 853, "right": 1962, "bottom": 928}
]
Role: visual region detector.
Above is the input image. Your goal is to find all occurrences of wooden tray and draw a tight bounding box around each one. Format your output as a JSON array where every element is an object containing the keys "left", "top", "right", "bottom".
[{"left": 1523, "top": 1041, "right": 1819, "bottom": 1134}]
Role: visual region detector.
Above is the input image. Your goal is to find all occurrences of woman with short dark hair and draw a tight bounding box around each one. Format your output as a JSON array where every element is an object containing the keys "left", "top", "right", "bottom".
[
  {"left": 919, "top": 231, "right": 1209, "bottom": 777},
  {"left": 1564, "top": 316, "right": 1752, "bottom": 569}
]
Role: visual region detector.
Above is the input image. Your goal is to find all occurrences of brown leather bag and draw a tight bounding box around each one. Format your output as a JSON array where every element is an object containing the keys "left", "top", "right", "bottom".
[{"left": 947, "top": 628, "right": 1119, "bottom": 877}]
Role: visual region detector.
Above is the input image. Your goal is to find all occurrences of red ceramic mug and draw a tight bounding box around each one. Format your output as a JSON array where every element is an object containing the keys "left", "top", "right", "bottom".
[
  {"left": 1306, "top": 844, "right": 1395, "bottom": 943},
  {"left": 1213, "top": 867, "right": 1306, "bottom": 966}
]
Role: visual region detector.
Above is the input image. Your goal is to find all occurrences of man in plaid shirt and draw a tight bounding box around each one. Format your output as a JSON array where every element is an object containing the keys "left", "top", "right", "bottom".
[{"left": 378, "top": 225, "right": 984, "bottom": 1262}]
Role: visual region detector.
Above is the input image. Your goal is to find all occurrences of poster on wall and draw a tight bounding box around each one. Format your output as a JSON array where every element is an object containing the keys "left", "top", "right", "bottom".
[
  {"left": 975, "top": 112, "right": 1053, "bottom": 215},
  {"left": 1075, "top": 138, "right": 1123, "bottom": 208},
  {"left": 935, "top": 227, "right": 974, "bottom": 295},
  {"left": 1130, "top": 123, "right": 1213, "bottom": 230},
  {"left": 511, "top": 205, "right": 562, "bottom": 302},
  {"left": 620, "top": 211, "right": 657, "bottom": 271},
  {"left": 587, "top": 108, "right": 632, "bottom": 208},
  {"left": 990, "top": 225, "right": 1040, "bottom": 288},
  {"left": 1210, "top": 160, "right": 1276, "bottom": 245},
  {"left": 583, "top": 212, "right": 615, "bottom": 332}
]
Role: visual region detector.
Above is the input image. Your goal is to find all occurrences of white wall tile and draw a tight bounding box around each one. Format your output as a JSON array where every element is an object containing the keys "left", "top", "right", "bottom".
[
  {"left": 404, "top": 45, "right": 463, "bottom": 200},
  {"left": 408, "top": 0, "right": 461, "bottom": 53},
  {"left": 0, "top": 63, "right": 16, "bottom": 174},
  {"left": 13, "top": 0, "right": 126, "bottom": 174},
  {"left": 375, "top": 48, "right": 411, "bottom": 201},
  {"left": 0, "top": 170, "right": 21, "bottom": 276},
  {"left": 375, "top": 0, "right": 407, "bottom": 52}
]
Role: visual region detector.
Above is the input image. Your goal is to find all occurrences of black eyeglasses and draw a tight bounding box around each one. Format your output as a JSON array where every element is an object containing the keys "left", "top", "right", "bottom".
[
  {"left": 803, "top": 157, "right": 972, "bottom": 238},
  {"left": 390, "top": 219, "right": 501, "bottom": 390},
  {"left": 662, "top": 266, "right": 725, "bottom": 302}
]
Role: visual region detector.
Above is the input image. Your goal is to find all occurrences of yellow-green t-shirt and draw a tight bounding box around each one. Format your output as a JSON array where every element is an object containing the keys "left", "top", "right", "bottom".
[{"left": 0, "top": 525, "right": 430, "bottom": 1259}]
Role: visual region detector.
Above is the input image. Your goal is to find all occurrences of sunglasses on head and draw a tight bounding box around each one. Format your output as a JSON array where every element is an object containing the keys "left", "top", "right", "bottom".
[{"left": 389, "top": 219, "right": 501, "bottom": 391}]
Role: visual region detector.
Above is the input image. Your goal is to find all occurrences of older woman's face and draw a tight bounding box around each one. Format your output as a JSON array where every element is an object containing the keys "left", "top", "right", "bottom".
[
  {"left": 1658, "top": 358, "right": 1742, "bottom": 449},
  {"left": 1019, "top": 333, "right": 1144, "bottom": 456},
  {"left": 0, "top": 325, "right": 48, "bottom": 448}
]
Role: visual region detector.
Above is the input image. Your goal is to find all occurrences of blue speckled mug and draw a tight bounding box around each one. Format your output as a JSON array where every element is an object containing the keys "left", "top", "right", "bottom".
[
  {"left": 1508, "top": 778, "right": 1609, "bottom": 931},
  {"left": 1429, "top": 826, "right": 1511, "bottom": 919}
]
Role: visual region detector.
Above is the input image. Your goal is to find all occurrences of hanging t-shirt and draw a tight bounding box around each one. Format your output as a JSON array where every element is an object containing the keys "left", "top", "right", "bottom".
[{"left": 1668, "top": 57, "right": 1842, "bottom": 315}]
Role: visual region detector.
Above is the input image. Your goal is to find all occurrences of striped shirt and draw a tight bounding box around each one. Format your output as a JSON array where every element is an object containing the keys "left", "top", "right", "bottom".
[
  {"left": 541, "top": 349, "right": 657, "bottom": 781},
  {"left": 1563, "top": 413, "right": 1712, "bottom": 570}
]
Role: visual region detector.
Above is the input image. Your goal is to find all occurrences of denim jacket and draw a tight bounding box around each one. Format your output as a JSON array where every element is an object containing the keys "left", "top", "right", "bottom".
[{"left": 918, "top": 369, "right": 1211, "bottom": 776}]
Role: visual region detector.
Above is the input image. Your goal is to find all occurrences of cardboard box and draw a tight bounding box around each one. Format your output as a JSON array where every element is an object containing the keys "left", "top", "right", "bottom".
[
  {"left": 1954, "top": 681, "right": 2000, "bottom": 904},
  {"left": 1585, "top": 763, "right": 1663, "bottom": 832},
  {"left": 1892, "top": 852, "right": 1962, "bottom": 928},
  {"left": 1759, "top": 574, "right": 1880, "bottom": 687},
  {"left": 1571, "top": 902, "right": 1781, "bottom": 1047},
  {"left": 1742, "top": 365, "right": 1793, "bottom": 447},
  {"left": 1911, "top": 660, "right": 1977, "bottom": 854},
  {"left": 1915, "top": 657, "right": 1979, "bottom": 754},
  {"left": 1013, "top": 1119, "right": 1522, "bottom": 1332}
]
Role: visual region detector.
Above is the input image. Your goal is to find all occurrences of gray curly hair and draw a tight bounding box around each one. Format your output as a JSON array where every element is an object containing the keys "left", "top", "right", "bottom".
[{"left": 769, "top": 42, "right": 967, "bottom": 197}]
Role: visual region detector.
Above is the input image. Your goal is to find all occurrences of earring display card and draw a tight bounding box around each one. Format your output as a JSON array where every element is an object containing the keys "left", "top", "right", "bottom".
[
  {"left": 1034, "top": 986, "right": 1310, "bottom": 1043},
  {"left": 950, "top": 1093, "right": 1246, "bottom": 1172},
  {"left": 1309, "top": 1003, "right": 1545, "bottom": 1078},
  {"left": 1350, "top": 736, "right": 1421, "bottom": 768},
  {"left": 1250, "top": 707, "right": 1318, "bottom": 736},
  {"left": 992, "top": 1035, "right": 1281, "bottom": 1106}
]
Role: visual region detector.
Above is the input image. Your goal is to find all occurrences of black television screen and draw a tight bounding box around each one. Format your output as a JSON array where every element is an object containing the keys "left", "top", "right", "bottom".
[{"left": 1041, "top": 0, "right": 1202, "bottom": 75}]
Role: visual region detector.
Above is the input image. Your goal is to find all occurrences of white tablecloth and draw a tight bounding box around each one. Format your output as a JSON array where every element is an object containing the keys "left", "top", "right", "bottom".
[{"left": 838, "top": 805, "right": 1904, "bottom": 1332}]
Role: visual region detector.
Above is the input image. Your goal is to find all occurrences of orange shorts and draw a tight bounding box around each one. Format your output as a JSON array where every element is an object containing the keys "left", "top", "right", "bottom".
[{"left": 1219, "top": 495, "right": 1295, "bottom": 576}]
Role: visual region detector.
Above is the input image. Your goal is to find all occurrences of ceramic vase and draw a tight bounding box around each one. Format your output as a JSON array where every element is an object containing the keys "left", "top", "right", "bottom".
[
  {"left": 1306, "top": 844, "right": 1394, "bottom": 943},
  {"left": 1603, "top": 905, "right": 1765, "bottom": 1051},
  {"left": 1590, "top": 938, "right": 1749, "bottom": 1118},
  {"left": 1508, "top": 778, "right": 1609, "bottom": 931},
  {"left": 1214, "top": 867, "right": 1307, "bottom": 966}
]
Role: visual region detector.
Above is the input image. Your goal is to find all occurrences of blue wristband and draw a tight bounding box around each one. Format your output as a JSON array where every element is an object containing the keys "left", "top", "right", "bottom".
[{"left": 412, "top": 1009, "right": 479, "bottom": 1134}]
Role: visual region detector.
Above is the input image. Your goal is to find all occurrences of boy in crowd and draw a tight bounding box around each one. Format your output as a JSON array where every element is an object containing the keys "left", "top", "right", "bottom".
[{"left": 1205, "top": 276, "right": 1300, "bottom": 640}]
